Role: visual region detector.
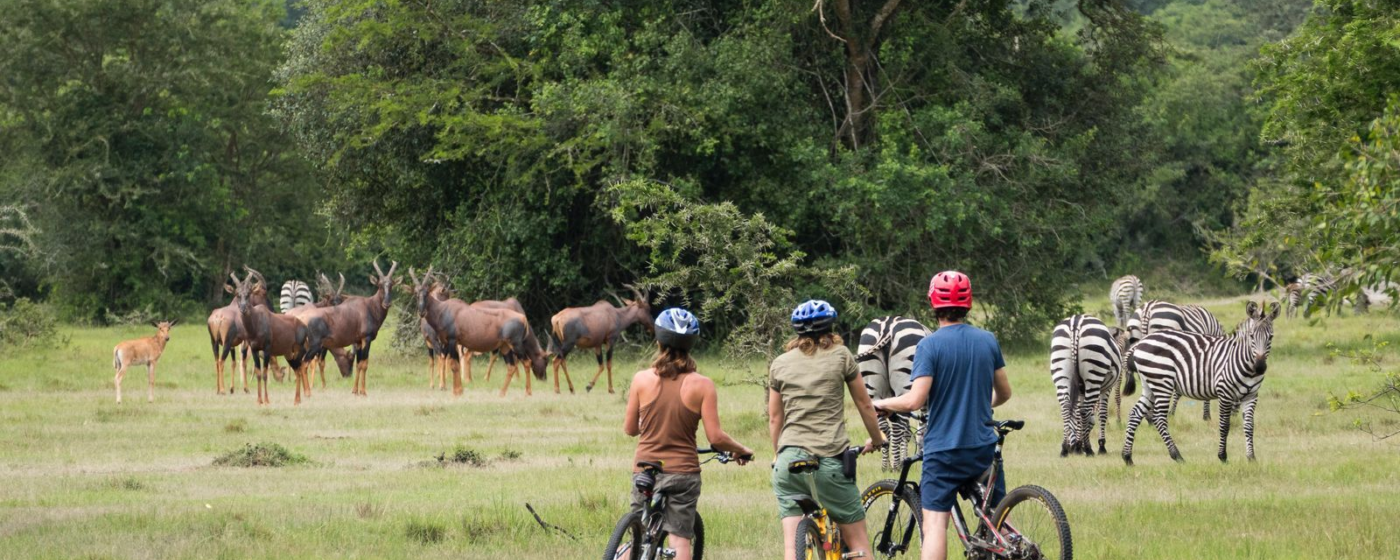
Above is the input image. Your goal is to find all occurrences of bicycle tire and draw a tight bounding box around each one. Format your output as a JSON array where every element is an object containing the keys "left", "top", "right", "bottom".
[
  {"left": 692, "top": 512, "right": 705, "bottom": 560},
  {"left": 990, "top": 485, "right": 1072, "bottom": 560},
  {"left": 861, "top": 479, "right": 922, "bottom": 558},
  {"left": 795, "top": 517, "right": 826, "bottom": 560},
  {"left": 603, "top": 510, "right": 645, "bottom": 560}
]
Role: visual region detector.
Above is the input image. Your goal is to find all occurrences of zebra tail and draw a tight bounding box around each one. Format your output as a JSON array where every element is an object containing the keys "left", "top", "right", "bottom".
[
  {"left": 855, "top": 319, "right": 897, "bottom": 360},
  {"left": 1122, "top": 356, "right": 1137, "bottom": 396},
  {"left": 1068, "top": 337, "right": 1083, "bottom": 418}
]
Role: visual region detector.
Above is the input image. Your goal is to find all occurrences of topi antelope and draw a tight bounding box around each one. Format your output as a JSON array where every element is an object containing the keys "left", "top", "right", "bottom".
[
  {"left": 207, "top": 280, "right": 260, "bottom": 395},
  {"left": 409, "top": 267, "right": 547, "bottom": 396},
  {"left": 469, "top": 297, "right": 526, "bottom": 381},
  {"left": 549, "top": 286, "right": 653, "bottom": 394},
  {"left": 298, "top": 260, "right": 399, "bottom": 396},
  {"left": 112, "top": 320, "right": 176, "bottom": 403},
  {"left": 284, "top": 272, "right": 351, "bottom": 393},
  {"left": 236, "top": 268, "right": 311, "bottom": 405}
]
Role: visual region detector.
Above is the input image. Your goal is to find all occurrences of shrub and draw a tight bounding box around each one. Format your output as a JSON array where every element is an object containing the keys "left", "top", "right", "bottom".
[
  {"left": 0, "top": 297, "right": 63, "bottom": 351},
  {"left": 213, "top": 443, "right": 308, "bottom": 467}
]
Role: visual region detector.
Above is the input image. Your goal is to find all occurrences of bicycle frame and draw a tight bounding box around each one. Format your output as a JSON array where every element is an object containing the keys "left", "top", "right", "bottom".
[{"left": 873, "top": 423, "right": 1029, "bottom": 559}]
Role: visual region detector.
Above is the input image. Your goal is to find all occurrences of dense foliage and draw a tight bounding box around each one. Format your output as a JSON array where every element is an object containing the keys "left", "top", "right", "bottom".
[
  {"left": 0, "top": 0, "right": 338, "bottom": 321},
  {"left": 0, "top": 0, "right": 1345, "bottom": 348}
]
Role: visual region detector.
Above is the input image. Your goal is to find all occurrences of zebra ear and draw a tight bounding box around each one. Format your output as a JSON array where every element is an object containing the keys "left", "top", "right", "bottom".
[
  {"left": 1267, "top": 302, "right": 1280, "bottom": 320},
  {"left": 1245, "top": 301, "right": 1260, "bottom": 318}
]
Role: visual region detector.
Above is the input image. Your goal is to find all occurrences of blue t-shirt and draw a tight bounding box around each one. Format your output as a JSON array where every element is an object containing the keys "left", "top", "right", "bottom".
[{"left": 910, "top": 323, "right": 1006, "bottom": 453}]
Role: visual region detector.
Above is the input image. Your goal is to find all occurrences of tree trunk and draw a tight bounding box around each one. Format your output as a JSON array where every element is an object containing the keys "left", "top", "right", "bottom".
[{"left": 823, "top": 0, "right": 903, "bottom": 151}]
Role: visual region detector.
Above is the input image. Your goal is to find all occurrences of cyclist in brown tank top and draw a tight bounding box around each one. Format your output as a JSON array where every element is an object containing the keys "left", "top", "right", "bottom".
[{"left": 624, "top": 308, "right": 753, "bottom": 560}]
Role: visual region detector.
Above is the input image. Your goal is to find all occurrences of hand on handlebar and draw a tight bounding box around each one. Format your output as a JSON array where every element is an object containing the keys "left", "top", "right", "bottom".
[{"left": 861, "top": 437, "right": 886, "bottom": 455}]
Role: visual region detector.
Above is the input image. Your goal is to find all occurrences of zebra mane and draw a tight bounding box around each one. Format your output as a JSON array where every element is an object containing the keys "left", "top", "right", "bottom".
[{"left": 855, "top": 317, "right": 900, "bottom": 360}]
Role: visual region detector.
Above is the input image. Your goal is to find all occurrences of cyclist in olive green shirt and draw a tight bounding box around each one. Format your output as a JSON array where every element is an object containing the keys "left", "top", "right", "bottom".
[{"left": 769, "top": 300, "right": 885, "bottom": 560}]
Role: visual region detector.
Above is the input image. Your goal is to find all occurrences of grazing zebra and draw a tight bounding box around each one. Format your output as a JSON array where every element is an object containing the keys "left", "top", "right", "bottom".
[
  {"left": 1125, "top": 300, "right": 1224, "bottom": 421},
  {"left": 1109, "top": 275, "right": 1144, "bottom": 327},
  {"left": 856, "top": 316, "right": 932, "bottom": 471},
  {"left": 1122, "top": 301, "right": 1279, "bottom": 465},
  {"left": 1284, "top": 282, "right": 1302, "bottom": 318},
  {"left": 1298, "top": 272, "right": 1339, "bottom": 316},
  {"left": 280, "top": 280, "right": 313, "bottom": 313},
  {"left": 1049, "top": 314, "right": 1124, "bottom": 457}
]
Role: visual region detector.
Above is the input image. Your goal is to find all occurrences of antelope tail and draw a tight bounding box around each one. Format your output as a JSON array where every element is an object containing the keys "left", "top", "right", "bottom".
[{"left": 113, "top": 349, "right": 122, "bottom": 370}]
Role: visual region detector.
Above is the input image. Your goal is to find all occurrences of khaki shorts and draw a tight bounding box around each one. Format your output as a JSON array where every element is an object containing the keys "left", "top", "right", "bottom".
[
  {"left": 630, "top": 473, "right": 702, "bottom": 539},
  {"left": 771, "top": 446, "right": 865, "bottom": 524}
]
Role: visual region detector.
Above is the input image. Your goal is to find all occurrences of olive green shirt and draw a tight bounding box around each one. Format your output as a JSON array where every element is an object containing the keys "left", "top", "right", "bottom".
[{"left": 769, "top": 345, "right": 859, "bottom": 458}]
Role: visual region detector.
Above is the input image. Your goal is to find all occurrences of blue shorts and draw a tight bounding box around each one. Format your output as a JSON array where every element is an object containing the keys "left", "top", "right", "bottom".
[{"left": 920, "top": 444, "right": 1005, "bottom": 512}]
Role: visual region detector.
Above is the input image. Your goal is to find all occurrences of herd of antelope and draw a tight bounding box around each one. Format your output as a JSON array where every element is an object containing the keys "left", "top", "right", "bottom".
[{"left": 110, "top": 260, "right": 657, "bottom": 405}]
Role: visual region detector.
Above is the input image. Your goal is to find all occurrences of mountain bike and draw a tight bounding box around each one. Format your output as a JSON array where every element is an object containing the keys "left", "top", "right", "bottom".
[
  {"left": 603, "top": 448, "right": 751, "bottom": 560},
  {"left": 861, "top": 420, "right": 1072, "bottom": 560},
  {"left": 788, "top": 446, "right": 866, "bottom": 560}
]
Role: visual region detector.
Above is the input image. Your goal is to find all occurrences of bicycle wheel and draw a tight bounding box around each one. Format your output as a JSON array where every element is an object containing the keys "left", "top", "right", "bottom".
[
  {"left": 691, "top": 512, "right": 705, "bottom": 560},
  {"left": 861, "top": 479, "right": 922, "bottom": 558},
  {"left": 603, "top": 510, "right": 645, "bottom": 560},
  {"left": 989, "top": 485, "right": 1072, "bottom": 560},
  {"left": 794, "top": 517, "right": 826, "bottom": 560}
]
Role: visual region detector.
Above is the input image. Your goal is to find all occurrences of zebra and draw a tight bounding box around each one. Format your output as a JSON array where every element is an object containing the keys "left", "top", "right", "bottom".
[
  {"left": 1284, "top": 282, "right": 1302, "bottom": 319},
  {"left": 280, "top": 280, "right": 313, "bottom": 313},
  {"left": 1049, "top": 314, "right": 1124, "bottom": 457},
  {"left": 1121, "top": 301, "right": 1279, "bottom": 465},
  {"left": 1298, "top": 272, "right": 1339, "bottom": 316},
  {"left": 1125, "top": 300, "right": 1224, "bottom": 421},
  {"left": 856, "top": 316, "right": 932, "bottom": 471},
  {"left": 1109, "top": 275, "right": 1144, "bottom": 327}
]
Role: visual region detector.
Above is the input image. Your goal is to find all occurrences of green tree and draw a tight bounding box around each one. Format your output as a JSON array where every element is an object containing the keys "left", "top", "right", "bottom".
[{"left": 0, "top": 0, "right": 334, "bottom": 321}]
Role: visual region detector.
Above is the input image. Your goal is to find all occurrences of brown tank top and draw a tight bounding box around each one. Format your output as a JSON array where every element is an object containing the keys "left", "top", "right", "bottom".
[{"left": 633, "top": 371, "right": 702, "bottom": 474}]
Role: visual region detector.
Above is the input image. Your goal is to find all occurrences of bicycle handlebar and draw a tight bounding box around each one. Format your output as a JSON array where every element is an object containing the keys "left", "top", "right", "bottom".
[{"left": 697, "top": 448, "right": 754, "bottom": 464}]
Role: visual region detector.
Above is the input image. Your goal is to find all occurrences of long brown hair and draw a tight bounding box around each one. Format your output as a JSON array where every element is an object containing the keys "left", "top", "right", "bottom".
[
  {"left": 652, "top": 344, "right": 697, "bottom": 379},
  {"left": 784, "top": 332, "right": 844, "bottom": 356}
]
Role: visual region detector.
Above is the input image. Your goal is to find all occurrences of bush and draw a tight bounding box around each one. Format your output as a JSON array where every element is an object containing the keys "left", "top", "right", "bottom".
[
  {"left": 213, "top": 443, "right": 309, "bottom": 467},
  {"left": 0, "top": 297, "right": 63, "bottom": 351}
]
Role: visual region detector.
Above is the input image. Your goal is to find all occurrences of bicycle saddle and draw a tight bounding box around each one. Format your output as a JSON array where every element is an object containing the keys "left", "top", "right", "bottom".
[
  {"left": 788, "top": 458, "right": 820, "bottom": 474},
  {"left": 636, "top": 460, "right": 664, "bottom": 473}
]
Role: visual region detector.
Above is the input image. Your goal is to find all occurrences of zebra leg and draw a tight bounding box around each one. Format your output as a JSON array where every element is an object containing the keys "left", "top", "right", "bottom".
[
  {"left": 1243, "top": 394, "right": 1259, "bottom": 462},
  {"left": 1215, "top": 399, "right": 1236, "bottom": 463},
  {"left": 890, "top": 414, "right": 910, "bottom": 469},
  {"left": 1148, "top": 395, "right": 1183, "bottom": 462},
  {"left": 1114, "top": 382, "right": 1123, "bottom": 426},
  {"left": 1077, "top": 396, "right": 1096, "bottom": 456},
  {"left": 1202, "top": 400, "right": 1211, "bottom": 422},
  {"left": 1122, "top": 396, "right": 1152, "bottom": 466},
  {"left": 1168, "top": 392, "right": 1181, "bottom": 417},
  {"left": 877, "top": 416, "right": 892, "bottom": 471},
  {"left": 1057, "top": 390, "right": 1074, "bottom": 457},
  {"left": 1097, "top": 391, "right": 1111, "bottom": 455}
]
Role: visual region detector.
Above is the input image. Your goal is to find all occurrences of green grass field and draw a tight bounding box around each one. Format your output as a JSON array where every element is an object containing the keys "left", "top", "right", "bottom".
[{"left": 2, "top": 292, "right": 1398, "bottom": 559}]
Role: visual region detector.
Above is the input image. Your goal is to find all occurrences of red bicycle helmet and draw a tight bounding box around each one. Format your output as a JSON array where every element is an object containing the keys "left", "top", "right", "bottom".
[{"left": 929, "top": 271, "right": 972, "bottom": 309}]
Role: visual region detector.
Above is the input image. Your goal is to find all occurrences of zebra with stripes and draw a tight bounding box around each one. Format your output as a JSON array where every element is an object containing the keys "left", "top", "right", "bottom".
[
  {"left": 1122, "top": 301, "right": 1279, "bottom": 464},
  {"left": 1109, "top": 275, "right": 1144, "bottom": 327},
  {"left": 280, "top": 280, "right": 313, "bottom": 313},
  {"left": 1049, "top": 314, "right": 1124, "bottom": 456},
  {"left": 856, "top": 316, "right": 932, "bottom": 471},
  {"left": 1298, "top": 272, "right": 1339, "bottom": 317},
  {"left": 1125, "top": 300, "right": 1224, "bottom": 421},
  {"left": 1284, "top": 282, "right": 1302, "bottom": 318}
]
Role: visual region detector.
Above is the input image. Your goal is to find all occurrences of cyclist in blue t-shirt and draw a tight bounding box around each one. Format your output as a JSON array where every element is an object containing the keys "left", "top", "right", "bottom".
[{"left": 872, "top": 271, "right": 1013, "bottom": 560}]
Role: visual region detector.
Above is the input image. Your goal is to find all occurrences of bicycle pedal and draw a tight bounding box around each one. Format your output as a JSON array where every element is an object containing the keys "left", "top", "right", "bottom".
[{"left": 841, "top": 552, "right": 866, "bottom": 559}]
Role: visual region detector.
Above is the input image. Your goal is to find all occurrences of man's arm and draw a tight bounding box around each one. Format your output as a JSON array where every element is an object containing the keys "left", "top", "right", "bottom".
[
  {"left": 991, "top": 367, "right": 1012, "bottom": 408},
  {"left": 767, "top": 388, "right": 785, "bottom": 454},
  {"left": 698, "top": 377, "right": 754, "bottom": 462},
  {"left": 847, "top": 375, "right": 887, "bottom": 453},
  {"left": 872, "top": 377, "right": 930, "bottom": 414},
  {"left": 622, "top": 372, "right": 643, "bottom": 437}
]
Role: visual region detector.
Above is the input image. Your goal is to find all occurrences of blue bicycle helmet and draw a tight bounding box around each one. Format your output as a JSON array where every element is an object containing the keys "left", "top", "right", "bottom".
[
  {"left": 655, "top": 308, "right": 700, "bottom": 350},
  {"left": 791, "top": 300, "right": 838, "bottom": 334}
]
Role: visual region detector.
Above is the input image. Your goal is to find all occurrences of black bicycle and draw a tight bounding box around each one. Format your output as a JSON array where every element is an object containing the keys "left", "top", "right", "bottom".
[
  {"left": 603, "top": 448, "right": 751, "bottom": 560},
  {"left": 862, "top": 420, "right": 1072, "bottom": 560}
]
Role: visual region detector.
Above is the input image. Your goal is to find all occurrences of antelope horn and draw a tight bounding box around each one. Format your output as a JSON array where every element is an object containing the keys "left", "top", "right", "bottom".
[
  {"left": 625, "top": 283, "right": 644, "bottom": 302},
  {"left": 245, "top": 266, "right": 266, "bottom": 289},
  {"left": 387, "top": 260, "right": 398, "bottom": 278},
  {"left": 373, "top": 259, "right": 384, "bottom": 277},
  {"left": 337, "top": 273, "right": 345, "bottom": 295},
  {"left": 229, "top": 272, "right": 241, "bottom": 286},
  {"left": 408, "top": 267, "right": 419, "bottom": 286}
]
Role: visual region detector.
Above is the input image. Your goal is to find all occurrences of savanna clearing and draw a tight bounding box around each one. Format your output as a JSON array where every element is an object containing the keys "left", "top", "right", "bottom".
[{"left": 1, "top": 294, "right": 1397, "bottom": 560}]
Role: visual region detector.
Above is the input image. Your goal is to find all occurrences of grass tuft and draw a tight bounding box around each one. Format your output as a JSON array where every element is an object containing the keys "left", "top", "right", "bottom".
[
  {"left": 213, "top": 442, "right": 308, "bottom": 467},
  {"left": 499, "top": 448, "right": 522, "bottom": 461},
  {"left": 107, "top": 477, "right": 146, "bottom": 491},
  {"left": 414, "top": 405, "right": 442, "bottom": 416},
  {"left": 355, "top": 501, "right": 383, "bottom": 519},
  {"left": 404, "top": 519, "right": 446, "bottom": 544},
  {"left": 224, "top": 418, "right": 247, "bottom": 433},
  {"left": 461, "top": 513, "right": 510, "bottom": 543}
]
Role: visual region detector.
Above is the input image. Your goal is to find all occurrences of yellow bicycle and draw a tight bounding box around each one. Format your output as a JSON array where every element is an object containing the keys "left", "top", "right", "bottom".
[{"left": 786, "top": 448, "right": 865, "bottom": 560}]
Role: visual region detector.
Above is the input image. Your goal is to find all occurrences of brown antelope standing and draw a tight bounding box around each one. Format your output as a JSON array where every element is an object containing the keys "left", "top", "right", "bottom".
[
  {"left": 206, "top": 282, "right": 258, "bottom": 395},
  {"left": 298, "top": 260, "right": 399, "bottom": 396},
  {"left": 469, "top": 297, "right": 525, "bottom": 381},
  {"left": 548, "top": 286, "right": 653, "bottom": 394},
  {"left": 284, "top": 272, "right": 351, "bottom": 393},
  {"left": 112, "top": 321, "right": 176, "bottom": 404},
  {"left": 409, "top": 268, "right": 547, "bottom": 396},
  {"left": 235, "top": 268, "right": 311, "bottom": 405}
]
